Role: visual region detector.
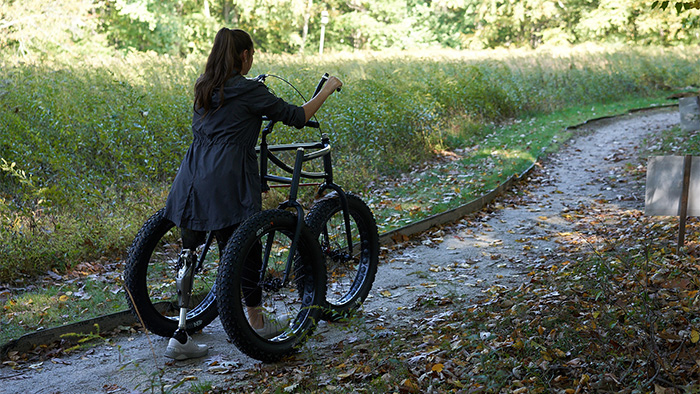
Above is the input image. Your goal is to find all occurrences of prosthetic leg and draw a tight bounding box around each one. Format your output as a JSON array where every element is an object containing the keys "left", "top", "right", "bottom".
[{"left": 164, "top": 249, "right": 209, "bottom": 360}]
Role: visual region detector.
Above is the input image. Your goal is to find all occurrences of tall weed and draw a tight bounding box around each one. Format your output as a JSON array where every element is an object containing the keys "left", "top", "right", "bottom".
[{"left": 1, "top": 45, "right": 699, "bottom": 281}]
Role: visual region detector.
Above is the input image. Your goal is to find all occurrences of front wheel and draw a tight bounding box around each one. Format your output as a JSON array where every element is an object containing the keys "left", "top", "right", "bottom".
[
  {"left": 123, "top": 208, "right": 219, "bottom": 338},
  {"left": 305, "top": 192, "right": 379, "bottom": 321},
  {"left": 216, "top": 209, "right": 326, "bottom": 363}
]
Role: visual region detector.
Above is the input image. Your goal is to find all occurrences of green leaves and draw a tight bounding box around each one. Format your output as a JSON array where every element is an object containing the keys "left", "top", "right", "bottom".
[
  {"left": 652, "top": 1, "right": 700, "bottom": 13},
  {"left": 101, "top": 0, "right": 220, "bottom": 55},
  {"left": 5, "top": 0, "right": 700, "bottom": 57},
  {"left": 1, "top": 44, "right": 699, "bottom": 282},
  {"left": 652, "top": 1, "right": 671, "bottom": 10}
]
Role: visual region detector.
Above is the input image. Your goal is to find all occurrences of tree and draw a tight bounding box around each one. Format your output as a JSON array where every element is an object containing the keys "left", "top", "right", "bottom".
[
  {"left": 100, "top": 0, "right": 218, "bottom": 55},
  {"left": 94, "top": 0, "right": 700, "bottom": 55},
  {"left": 652, "top": 1, "right": 700, "bottom": 13}
]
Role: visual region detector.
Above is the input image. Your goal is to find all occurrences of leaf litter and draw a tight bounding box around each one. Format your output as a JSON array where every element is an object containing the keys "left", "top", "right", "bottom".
[
  {"left": 198, "top": 108, "right": 699, "bottom": 393},
  {"left": 3, "top": 108, "right": 697, "bottom": 393}
]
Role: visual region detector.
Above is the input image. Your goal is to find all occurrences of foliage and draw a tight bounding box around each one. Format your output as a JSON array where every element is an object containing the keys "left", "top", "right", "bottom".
[
  {"left": 1, "top": 264, "right": 124, "bottom": 346},
  {"left": 653, "top": 0, "right": 700, "bottom": 13},
  {"left": 99, "top": 0, "right": 220, "bottom": 56},
  {"left": 0, "top": 0, "right": 107, "bottom": 58},
  {"left": 6, "top": 0, "right": 697, "bottom": 57},
  {"left": 1, "top": 45, "right": 699, "bottom": 282},
  {"left": 231, "top": 0, "right": 311, "bottom": 53}
]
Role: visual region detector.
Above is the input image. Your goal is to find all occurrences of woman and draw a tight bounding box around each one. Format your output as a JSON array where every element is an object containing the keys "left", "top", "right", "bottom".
[{"left": 163, "top": 27, "right": 342, "bottom": 360}]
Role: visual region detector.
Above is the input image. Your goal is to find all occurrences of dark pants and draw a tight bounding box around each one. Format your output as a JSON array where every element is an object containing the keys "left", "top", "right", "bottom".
[{"left": 180, "top": 226, "right": 262, "bottom": 307}]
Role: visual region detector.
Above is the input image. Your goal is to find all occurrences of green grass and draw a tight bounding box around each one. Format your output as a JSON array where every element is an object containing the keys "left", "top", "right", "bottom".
[
  {"left": 2, "top": 272, "right": 124, "bottom": 344},
  {"left": 1, "top": 44, "right": 700, "bottom": 346},
  {"left": 0, "top": 94, "right": 681, "bottom": 348},
  {"left": 368, "top": 94, "right": 675, "bottom": 232},
  {"left": 2, "top": 45, "right": 699, "bottom": 281}
]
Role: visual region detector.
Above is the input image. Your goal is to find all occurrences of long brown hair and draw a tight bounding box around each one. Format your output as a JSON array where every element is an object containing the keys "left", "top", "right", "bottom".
[{"left": 194, "top": 28, "right": 253, "bottom": 115}]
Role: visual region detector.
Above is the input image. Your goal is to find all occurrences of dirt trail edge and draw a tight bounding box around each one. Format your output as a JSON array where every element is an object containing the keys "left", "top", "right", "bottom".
[{"left": 1, "top": 107, "right": 678, "bottom": 394}]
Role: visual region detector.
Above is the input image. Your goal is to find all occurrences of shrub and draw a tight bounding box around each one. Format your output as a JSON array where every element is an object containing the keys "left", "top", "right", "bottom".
[{"left": 1, "top": 45, "right": 699, "bottom": 281}]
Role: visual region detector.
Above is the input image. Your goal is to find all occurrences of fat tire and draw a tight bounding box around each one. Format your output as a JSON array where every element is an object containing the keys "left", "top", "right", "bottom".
[
  {"left": 124, "top": 208, "right": 218, "bottom": 337},
  {"left": 305, "top": 193, "right": 379, "bottom": 321},
  {"left": 216, "top": 209, "right": 326, "bottom": 363}
]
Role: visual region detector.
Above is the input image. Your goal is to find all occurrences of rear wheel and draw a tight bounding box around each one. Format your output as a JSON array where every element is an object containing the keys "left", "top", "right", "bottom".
[
  {"left": 216, "top": 209, "right": 326, "bottom": 362},
  {"left": 124, "top": 209, "right": 219, "bottom": 337},
  {"left": 306, "top": 193, "right": 379, "bottom": 321}
]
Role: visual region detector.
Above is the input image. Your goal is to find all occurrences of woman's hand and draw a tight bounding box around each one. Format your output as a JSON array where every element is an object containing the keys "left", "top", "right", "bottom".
[
  {"left": 303, "top": 75, "right": 343, "bottom": 122},
  {"left": 323, "top": 76, "right": 343, "bottom": 94}
]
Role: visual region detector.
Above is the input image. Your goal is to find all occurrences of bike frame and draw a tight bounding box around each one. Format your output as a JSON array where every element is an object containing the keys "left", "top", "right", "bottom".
[
  {"left": 196, "top": 74, "right": 354, "bottom": 286},
  {"left": 257, "top": 120, "right": 353, "bottom": 285}
]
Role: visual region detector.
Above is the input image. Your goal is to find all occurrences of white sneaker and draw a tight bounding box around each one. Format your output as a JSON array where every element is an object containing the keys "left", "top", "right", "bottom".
[
  {"left": 164, "top": 334, "right": 208, "bottom": 360},
  {"left": 254, "top": 314, "right": 289, "bottom": 339}
]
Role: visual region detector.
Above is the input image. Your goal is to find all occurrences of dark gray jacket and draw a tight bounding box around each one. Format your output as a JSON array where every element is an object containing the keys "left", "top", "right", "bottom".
[{"left": 164, "top": 75, "right": 306, "bottom": 231}]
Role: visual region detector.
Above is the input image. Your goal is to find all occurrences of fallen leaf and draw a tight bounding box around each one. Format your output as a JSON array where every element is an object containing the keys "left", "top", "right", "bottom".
[
  {"left": 655, "top": 384, "right": 676, "bottom": 394},
  {"left": 400, "top": 378, "right": 420, "bottom": 393},
  {"left": 208, "top": 360, "right": 240, "bottom": 374},
  {"left": 513, "top": 339, "right": 525, "bottom": 350},
  {"left": 337, "top": 367, "right": 356, "bottom": 381}
]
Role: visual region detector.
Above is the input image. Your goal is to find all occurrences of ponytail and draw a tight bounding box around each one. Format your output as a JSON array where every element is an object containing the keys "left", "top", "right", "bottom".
[{"left": 194, "top": 28, "right": 254, "bottom": 115}]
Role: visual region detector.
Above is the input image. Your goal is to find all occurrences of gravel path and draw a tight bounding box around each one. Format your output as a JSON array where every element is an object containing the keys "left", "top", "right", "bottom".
[{"left": 0, "top": 107, "right": 678, "bottom": 394}]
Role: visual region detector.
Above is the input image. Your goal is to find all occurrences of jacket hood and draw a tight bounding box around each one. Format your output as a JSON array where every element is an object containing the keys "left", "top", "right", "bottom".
[{"left": 210, "top": 75, "right": 262, "bottom": 107}]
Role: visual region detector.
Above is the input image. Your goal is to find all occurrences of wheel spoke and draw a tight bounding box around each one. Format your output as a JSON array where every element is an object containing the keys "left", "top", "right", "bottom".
[
  {"left": 305, "top": 194, "right": 379, "bottom": 320},
  {"left": 215, "top": 209, "right": 325, "bottom": 362},
  {"left": 124, "top": 209, "right": 219, "bottom": 337}
]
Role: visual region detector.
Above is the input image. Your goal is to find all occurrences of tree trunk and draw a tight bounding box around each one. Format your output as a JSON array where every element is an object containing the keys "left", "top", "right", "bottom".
[
  {"left": 203, "top": 0, "right": 211, "bottom": 18},
  {"left": 301, "top": 0, "right": 312, "bottom": 53},
  {"left": 222, "top": 1, "right": 238, "bottom": 24}
]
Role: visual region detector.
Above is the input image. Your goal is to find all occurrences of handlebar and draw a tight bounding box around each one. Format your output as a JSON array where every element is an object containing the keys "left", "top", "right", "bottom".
[
  {"left": 255, "top": 73, "right": 336, "bottom": 129},
  {"left": 255, "top": 72, "right": 340, "bottom": 100},
  {"left": 253, "top": 73, "right": 338, "bottom": 193},
  {"left": 312, "top": 74, "right": 327, "bottom": 98},
  {"left": 261, "top": 116, "right": 319, "bottom": 128}
]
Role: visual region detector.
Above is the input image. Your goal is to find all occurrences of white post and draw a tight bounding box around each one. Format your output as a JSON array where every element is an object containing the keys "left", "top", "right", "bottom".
[{"left": 319, "top": 10, "right": 329, "bottom": 56}]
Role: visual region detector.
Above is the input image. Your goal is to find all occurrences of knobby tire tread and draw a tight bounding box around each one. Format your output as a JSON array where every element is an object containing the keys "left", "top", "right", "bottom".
[
  {"left": 124, "top": 208, "right": 218, "bottom": 337},
  {"left": 216, "top": 209, "right": 326, "bottom": 363}
]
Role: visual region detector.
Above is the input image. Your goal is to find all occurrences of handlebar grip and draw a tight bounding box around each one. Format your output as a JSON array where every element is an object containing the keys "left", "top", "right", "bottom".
[
  {"left": 312, "top": 73, "right": 329, "bottom": 98},
  {"left": 312, "top": 73, "right": 342, "bottom": 98}
]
